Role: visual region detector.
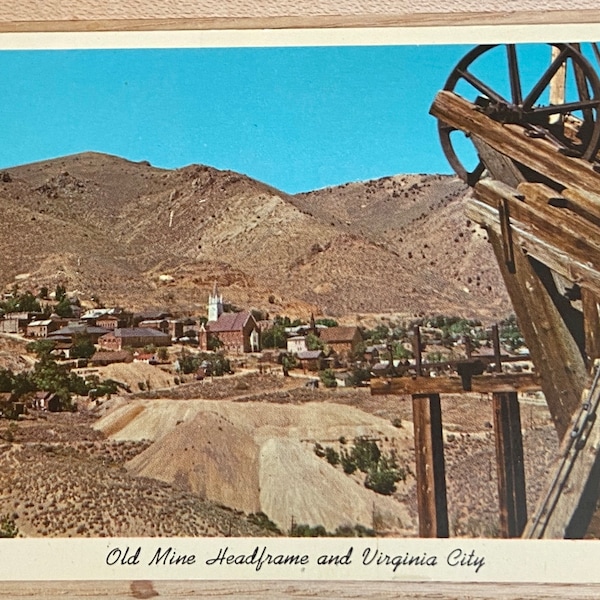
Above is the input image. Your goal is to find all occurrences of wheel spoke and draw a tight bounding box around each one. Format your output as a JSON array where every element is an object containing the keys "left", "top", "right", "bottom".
[
  {"left": 456, "top": 68, "right": 508, "bottom": 105},
  {"left": 592, "top": 43, "right": 600, "bottom": 69},
  {"left": 526, "top": 99, "right": 600, "bottom": 117},
  {"left": 507, "top": 44, "right": 523, "bottom": 105},
  {"left": 439, "top": 123, "right": 458, "bottom": 133},
  {"left": 467, "top": 162, "right": 486, "bottom": 187},
  {"left": 522, "top": 46, "right": 571, "bottom": 110}
]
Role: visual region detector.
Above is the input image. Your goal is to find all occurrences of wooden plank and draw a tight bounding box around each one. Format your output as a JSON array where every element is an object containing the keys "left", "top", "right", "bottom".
[
  {"left": 5, "top": 7, "right": 600, "bottom": 33},
  {"left": 412, "top": 325, "right": 423, "bottom": 376},
  {"left": 371, "top": 373, "right": 541, "bottom": 395},
  {"left": 493, "top": 392, "right": 527, "bottom": 538},
  {"left": 582, "top": 288, "right": 600, "bottom": 364},
  {"left": 412, "top": 394, "right": 449, "bottom": 538},
  {"left": 549, "top": 46, "right": 567, "bottom": 121},
  {"left": 471, "top": 135, "right": 526, "bottom": 189},
  {"left": 3, "top": 580, "right": 600, "bottom": 600},
  {"left": 466, "top": 198, "right": 600, "bottom": 297},
  {"left": 517, "top": 182, "right": 600, "bottom": 248},
  {"left": 474, "top": 179, "right": 600, "bottom": 274},
  {"left": 430, "top": 91, "right": 600, "bottom": 196},
  {"left": 525, "top": 367, "right": 600, "bottom": 539},
  {"left": 482, "top": 226, "right": 587, "bottom": 439},
  {"left": 561, "top": 188, "right": 600, "bottom": 227},
  {"left": 499, "top": 197, "right": 516, "bottom": 272}
]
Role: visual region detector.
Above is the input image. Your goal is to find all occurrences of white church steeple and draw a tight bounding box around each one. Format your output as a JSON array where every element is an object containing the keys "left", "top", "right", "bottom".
[{"left": 208, "top": 281, "right": 223, "bottom": 322}]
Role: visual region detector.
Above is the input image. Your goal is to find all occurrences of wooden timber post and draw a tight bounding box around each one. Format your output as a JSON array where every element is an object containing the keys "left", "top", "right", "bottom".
[
  {"left": 492, "top": 392, "right": 527, "bottom": 537},
  {"left": 582, "top": 288, "right": 600, "bottom": 366},
  {"left": 413, "top": 325, "right": 423, "bottom": 376},
  {"left": 468, "top": 181, "right": 589, "bottom": 439},
  {"left": 412, "top": 393, "right": 449, "bottom": 537}
]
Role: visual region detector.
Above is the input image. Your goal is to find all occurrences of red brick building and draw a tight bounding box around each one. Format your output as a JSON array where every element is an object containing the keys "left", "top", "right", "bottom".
[
  {"left": 318, "top": 326, "right": 363, "bottom": 359},
  {"left": 199, "top": 311, "right": 260, "bottom": 354}
]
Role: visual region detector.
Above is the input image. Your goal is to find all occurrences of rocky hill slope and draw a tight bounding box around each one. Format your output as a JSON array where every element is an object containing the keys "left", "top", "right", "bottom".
[{"left": 0, "top": 152, "right": 511, "bottom": 321}]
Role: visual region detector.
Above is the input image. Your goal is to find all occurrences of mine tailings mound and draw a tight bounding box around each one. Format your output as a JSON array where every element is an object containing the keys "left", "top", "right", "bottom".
[{"left": 94, "top": 399, "right": 416, "bottom": 534}]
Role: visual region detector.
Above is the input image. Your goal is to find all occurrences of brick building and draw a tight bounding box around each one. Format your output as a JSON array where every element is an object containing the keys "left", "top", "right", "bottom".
[
  {"left": 98, "top": 327, "right": 171, "bottom": 351},
  {"left": 318, "top": 326, "right": 363, "bottom": 359},
  {"left": 199, "top": 311, "right": 260, "bottom": 354}
]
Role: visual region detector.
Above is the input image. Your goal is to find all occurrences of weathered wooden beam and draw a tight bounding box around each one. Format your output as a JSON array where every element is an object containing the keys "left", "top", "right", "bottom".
[
  {"left": 560, "top": 188, "right": 600, "bottom": 228},
  {"left": 370, "top": 373, "right": 541, "bottom": 395},
  {"left": 466, "top": 198, "right": 600, "bottom": 297},
  {"left": 493, "top": 392, "right": 527, "bottom": 538},
  {"left": 430, "top": 91, "right": 600, "bottom": 195},
  {"left": 582, "top": 288, "right": 600, "bottom": 365},
  {"left": 474, "top": 179, "right": 600, "bottom": 275},
  {"left": 517, "top": 182, "right": 600, "bottom": 252},
  {"left": 412, "top": 393, "right": 449, "bottom": 538},
  {"left": 471, "top": 135, "right": 526, "bottom": 189},
  {"left": 483, "top": 226, "right": 587, "bottom": 439},
  {"left": 525, "top": 368, "right": 600, "bottom": 539}
]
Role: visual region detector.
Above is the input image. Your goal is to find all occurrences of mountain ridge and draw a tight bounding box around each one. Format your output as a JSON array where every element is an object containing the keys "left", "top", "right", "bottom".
[{"left": 1, "top": 151, "right": 511, "bottom": 322}]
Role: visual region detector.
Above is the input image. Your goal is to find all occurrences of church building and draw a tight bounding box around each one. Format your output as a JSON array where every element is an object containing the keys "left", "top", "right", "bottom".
[{"left": 198, "top": 283, "right": 260, "bottom": 354}]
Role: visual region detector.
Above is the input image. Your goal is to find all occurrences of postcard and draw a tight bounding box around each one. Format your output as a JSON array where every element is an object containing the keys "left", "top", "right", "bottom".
[{"left": 1, "top": 23, "right": 600, "bottom": 599}]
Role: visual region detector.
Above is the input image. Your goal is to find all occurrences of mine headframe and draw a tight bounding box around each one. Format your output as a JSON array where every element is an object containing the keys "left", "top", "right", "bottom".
[{"left": 430, "top": 42, "right": 600, "bottom": 539}]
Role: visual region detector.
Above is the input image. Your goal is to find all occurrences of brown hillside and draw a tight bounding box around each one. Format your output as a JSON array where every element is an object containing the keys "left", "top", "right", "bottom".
[
  {"left": 1, "top": 153, "right": 511, "bottom": 321},
  {"left": 293, "top": 174, "right": 511, "bottom": 320}
]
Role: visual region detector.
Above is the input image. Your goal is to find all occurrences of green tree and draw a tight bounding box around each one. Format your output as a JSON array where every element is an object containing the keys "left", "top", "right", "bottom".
[
  {"left": 392, "top": 342, "right": 412, "bottom": 360},
  {"left": 55, "top": 284, "right": 67, "bottom": 302},
  {"left": 260, "top": 324, "right": 287, "bottom": 349},
  {"left": 0, "top": 368, "right": 14, "bottom": 392},
  {"left": 1, "top": 290, "right": 41, "bottom": 314},
  {"left": 281, "top": 353, "right": 296, "bottom": 376},
  {"left": 305, "top": 332, "right": 324, "bottom": 352},
  {"left": 207, "top": 336, "right": 223, "bottom": 351},
  {"left": 365, "top": 463, "right": 403, "bottom": 495},
  {"left": 499, "top": 314, "right": 525, "bottom": 351},
  {"left": 319, "top": 369, "right": 337, "bottom": 388},
  {"left": 364, "top": 324, "right": 390, "bottom": 344},
  {"left": 30, "top": 355, "right": 74, "bottom": 409},
  {"left": 11, "top": 372, "right": 36, "bottom": 400},
  {"left": 315, "top": 318, "right": 338, "bottom": 328},
  {"left": 177, "top": 349, "right": 200, "bottom": 374},
  {"left": 348, "top": 366, "right": 371, "bottom": 387},
  {"left": 26, "top": 339, "right": 55, "bottom": 359},
  {"left": 54, "top": 296, "right": 73, "bottom": 318},
  {"left": 70, "top": 334, "right": 96, "bottom": 360}
]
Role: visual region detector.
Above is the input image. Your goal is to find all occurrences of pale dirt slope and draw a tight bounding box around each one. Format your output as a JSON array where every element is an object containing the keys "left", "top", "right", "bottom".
[
  {"left": 126, "top": 411, "right": 262, "bottom": 515},
  {"left": 96, "top": 398, "right": 415, "bottom": 533},
  {"left": 259, "top": 437, "right": 413, "bottom": 533}
]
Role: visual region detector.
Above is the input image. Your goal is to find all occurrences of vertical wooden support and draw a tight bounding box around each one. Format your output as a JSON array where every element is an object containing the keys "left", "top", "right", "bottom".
[
  {"left": 412, "top": 393, "right": 449, "bottom": 537},
  {"left": 486, "top": 229, "right": 587, "bottom": 439},
  {"left": 582, "top": 287, "right": 600, "bottom": 366},
  {"left": 493, "top": 392, "right": 527, "bottom": 537},
  {"left": 413, "top": 326, "right": 423, "bottom": 376},
  {"left": 492, "top": 324, "right": 502, "bottom": 373},
  {"left": 464, "top": 335, "right": 473, "bottom": 359}
]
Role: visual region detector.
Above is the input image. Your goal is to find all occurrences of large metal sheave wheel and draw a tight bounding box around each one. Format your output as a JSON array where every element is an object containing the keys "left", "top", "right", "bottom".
[{"left": 438, "top": 43, "right": 600, "bottom": 185}]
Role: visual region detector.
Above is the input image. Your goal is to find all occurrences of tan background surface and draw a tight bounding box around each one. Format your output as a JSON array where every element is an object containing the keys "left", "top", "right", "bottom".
[
  {"left": 1, "top": 0, "right": 600, "bottom": 30},
  {"left": 3, "top": 1, "right": 600, "bottom": 598}
]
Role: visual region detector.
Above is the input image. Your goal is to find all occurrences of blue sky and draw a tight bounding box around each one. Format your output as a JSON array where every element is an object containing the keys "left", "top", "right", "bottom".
[{"left": 0, "top": 43, "right": 586, "bottom": 193}]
